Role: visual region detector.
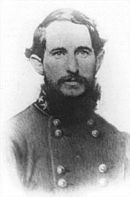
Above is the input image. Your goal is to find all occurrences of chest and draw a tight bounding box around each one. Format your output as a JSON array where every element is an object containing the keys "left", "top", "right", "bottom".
[{"left": 26, "top": 117, "right": 125, "bottom": 190}]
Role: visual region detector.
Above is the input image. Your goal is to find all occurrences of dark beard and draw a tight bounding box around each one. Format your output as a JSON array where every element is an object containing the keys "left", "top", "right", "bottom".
[{"left": 43, "top": 76, "right": 101, "bottom": 125}]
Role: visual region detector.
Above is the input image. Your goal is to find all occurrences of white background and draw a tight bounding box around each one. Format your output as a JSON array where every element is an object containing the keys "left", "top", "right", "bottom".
[{"left": 0, "top": 0, "right": 130, "bottom": 196}]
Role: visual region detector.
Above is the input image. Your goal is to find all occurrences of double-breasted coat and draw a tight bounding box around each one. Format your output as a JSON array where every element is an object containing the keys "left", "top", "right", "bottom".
[{"left": 10, "top": 95, "right": 130, "bottom": 191}]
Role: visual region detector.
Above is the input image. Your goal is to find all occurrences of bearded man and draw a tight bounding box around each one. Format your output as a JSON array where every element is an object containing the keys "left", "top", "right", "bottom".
[{"left": 9, "top": 9, "right": 130, "bottom": 191}]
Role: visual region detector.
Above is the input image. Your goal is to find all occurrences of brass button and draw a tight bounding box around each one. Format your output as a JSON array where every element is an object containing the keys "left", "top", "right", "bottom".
[
  {"left": 53, "top": 119, "right": 61, "bottom": 127},
  {"left": 55, "top": 129, "right": 63, "bottom": 137},
  {"left": 57, "top": 178, "right": 67, "bottom": 188},
  {"left": 91, "top": 129, "right": 99, "bottom": 138},
  {"left": 98, "top": 178, "right": 108, "bottom": 187},
  {"left": 99, "top": 164, "right": 107, "bottom": 173},
  {"left": 87, "top": 119, "right": 94, "bottom": 126},
  {"left": 57, "top": 165, "right": 65, "bottom": 175}
]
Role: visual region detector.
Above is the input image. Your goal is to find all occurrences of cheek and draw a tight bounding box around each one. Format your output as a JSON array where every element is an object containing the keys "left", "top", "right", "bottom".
[
  {"left": 78, "top": 57, "right": 96, "bottom": 78},
  {"left": 43, "top": 58, "right": 66, "bottom": 81}
]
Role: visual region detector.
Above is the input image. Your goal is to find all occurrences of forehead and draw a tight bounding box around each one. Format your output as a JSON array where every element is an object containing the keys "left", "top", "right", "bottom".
[{"left": 45, "top": 21, "right": 92, "bottom": 50}]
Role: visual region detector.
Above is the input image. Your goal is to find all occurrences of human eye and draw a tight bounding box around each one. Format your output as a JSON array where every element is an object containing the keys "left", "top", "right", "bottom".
[
  {"left": 51, "top": 49, "right": 66, "bottom": 59},
  {"left": 76, "top": 48, "right": 91, "bottom": 58}
]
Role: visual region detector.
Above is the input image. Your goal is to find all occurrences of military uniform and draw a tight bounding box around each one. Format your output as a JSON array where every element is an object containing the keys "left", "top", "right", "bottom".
[{"left": 10, "top": 93, "right": 130, "bottom": 191}]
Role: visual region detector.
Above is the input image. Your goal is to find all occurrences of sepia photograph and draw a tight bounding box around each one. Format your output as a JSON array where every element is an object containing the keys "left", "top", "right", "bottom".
[{"left": 0, "top": 0, "right": 130, "bottom": 197}]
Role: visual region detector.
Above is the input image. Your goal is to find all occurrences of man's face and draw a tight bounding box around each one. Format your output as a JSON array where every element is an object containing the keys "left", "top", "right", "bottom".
[{"left": 43, "top": 21, "right": 97, "bottom": 97}]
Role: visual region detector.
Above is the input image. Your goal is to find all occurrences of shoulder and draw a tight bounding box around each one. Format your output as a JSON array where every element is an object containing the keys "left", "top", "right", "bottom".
[
  {"left": 94, "top": 112, "right": 130, "bottom": 157},
  {"left": 7, "top": 103, "right": 49, "bottom": 152},
  {"left": 93, "top": 113, "right": 126, "bottom": 140},
  {"left": 7, "top": 104, "right": 49, "bottom": 167},
  {"left": 9, "top": 104, "right": 46, "bottom": 126},
  {"left": 92, "top": 113, "right": 129, "bottom": 158},
  {"left": 9, "top": 103, "right": 48, "bottom": 134},
  {"left": 94, "top": 113, "right": 130, "bottom": 168}
]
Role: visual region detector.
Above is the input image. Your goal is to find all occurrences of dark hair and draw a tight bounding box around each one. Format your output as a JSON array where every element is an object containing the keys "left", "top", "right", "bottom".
[{"left": 25, "top": 9, "right": 106, "bottom": 61}]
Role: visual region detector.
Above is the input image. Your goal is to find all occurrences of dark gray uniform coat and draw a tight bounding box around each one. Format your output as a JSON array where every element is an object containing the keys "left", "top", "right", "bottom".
[{"left": 10, "top": 98, "right": 130, "bottom": 191}]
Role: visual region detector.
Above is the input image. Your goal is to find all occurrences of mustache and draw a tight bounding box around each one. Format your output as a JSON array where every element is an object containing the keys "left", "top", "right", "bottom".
[{"left": 57, "top": 74, "right": 88, "bottom": 85}]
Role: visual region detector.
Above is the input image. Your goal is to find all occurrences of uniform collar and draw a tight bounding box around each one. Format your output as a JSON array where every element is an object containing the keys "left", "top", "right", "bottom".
[{"left": 34, "top": 88, "right": 49, "bottom": 115}]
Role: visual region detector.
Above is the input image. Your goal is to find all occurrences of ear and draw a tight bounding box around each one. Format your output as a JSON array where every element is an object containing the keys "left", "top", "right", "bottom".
[
  {"left": 95, "top": 49, "right": 105, "bottom": 74},
  {"left": 30, "top": 54, "right": 44, "bottom": 75}
]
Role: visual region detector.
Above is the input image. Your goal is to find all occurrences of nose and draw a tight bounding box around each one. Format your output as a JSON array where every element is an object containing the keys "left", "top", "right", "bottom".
[{"left": 66, "top": 55, "right": 79, "bottom": 74}]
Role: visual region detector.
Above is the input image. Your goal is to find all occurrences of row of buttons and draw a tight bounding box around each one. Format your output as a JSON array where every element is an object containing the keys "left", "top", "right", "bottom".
[
  {"left": 53, "top": 118, "right": 95, "bottom": 127},
  {"left": 56, "top": 163, "right": 107, "bottom": 175},
  {"left": 53, "top": 118, "right": 106, "bottom": 188},
  {"left": 56, "top": 165, "right": 67, "bottom": 188},
  {"left": 98, "top": 164, "right": 108, "bottom": 187},
  {"left": 56, "top": 163, "right": 107, "bottom": 188},
  {"left": 57, "top": 177, "right": 107, "bottom": 188},
  {"left": 53, "top": 118, "right": 100, "bottom": 138},
  {"left": 54, "top": 129, "right": 100, "bottom": 138}
]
